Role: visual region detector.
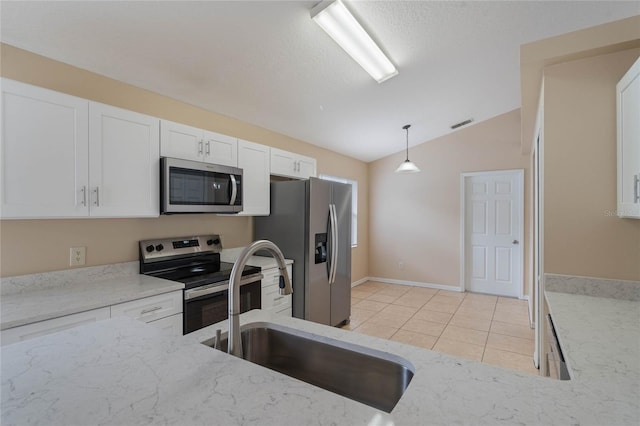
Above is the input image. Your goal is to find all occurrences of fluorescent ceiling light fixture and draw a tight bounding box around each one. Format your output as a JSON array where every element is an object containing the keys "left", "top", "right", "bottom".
[{"left": 311, "top": 0, "right": 398, "bottom": 83}]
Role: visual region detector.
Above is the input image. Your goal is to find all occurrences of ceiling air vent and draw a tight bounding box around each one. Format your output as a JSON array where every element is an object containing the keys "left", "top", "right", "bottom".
[{"left": 451, "top": 118, "right": 473, "bottom": 130}]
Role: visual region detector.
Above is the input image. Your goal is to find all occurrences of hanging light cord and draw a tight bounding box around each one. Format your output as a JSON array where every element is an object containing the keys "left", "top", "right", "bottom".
[{"left": 403, "top": 124, "right": 411, "bottom": 161}]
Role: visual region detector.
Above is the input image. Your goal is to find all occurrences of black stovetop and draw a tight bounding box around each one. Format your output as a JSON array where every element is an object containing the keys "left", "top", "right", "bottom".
[{"left": 142, "top": 253, "right": 261, "bottom": 291}]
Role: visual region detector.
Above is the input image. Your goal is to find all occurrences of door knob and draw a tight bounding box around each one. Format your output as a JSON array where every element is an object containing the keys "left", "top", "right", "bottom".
[{"left": 512, "top": 240, "right": 519, "bottom": 245}]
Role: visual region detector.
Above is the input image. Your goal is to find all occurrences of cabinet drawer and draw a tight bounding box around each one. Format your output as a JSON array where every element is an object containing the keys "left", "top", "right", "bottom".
[
  {"left": 111, "top": 291, "right": 182, "bottom": 323},
  {"left": 148, "top": 313, "right": 183, "bottom": 336},
  {"left": 269, "top": 303, "right": 292, "bottom": 318},
  {"left": 1, "top": 307, "right": 110, "bottom": 346}
]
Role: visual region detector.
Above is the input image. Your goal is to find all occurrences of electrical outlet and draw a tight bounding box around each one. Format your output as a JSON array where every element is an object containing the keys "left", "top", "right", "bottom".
[
  {"left": 70, "top": 247, "right": 86, "bottom": 266},
  {"left": 398, "top": 261, "right": 405, "bottom": 270}
]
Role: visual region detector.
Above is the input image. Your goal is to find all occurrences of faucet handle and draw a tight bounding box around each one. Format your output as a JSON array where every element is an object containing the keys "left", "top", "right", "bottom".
[{"left": 278, "top": 273, "right": 293, "bottom": 296}]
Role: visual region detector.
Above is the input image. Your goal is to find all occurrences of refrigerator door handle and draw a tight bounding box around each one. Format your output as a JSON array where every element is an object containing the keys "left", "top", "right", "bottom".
[{"left": 329, "top": 203, "right": 338, "bottom": 284}]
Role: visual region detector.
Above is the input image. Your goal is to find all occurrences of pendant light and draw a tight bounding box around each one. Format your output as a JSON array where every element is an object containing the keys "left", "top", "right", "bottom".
[{"left": 395, "top": 124, "right": 420, "bottom": 173}]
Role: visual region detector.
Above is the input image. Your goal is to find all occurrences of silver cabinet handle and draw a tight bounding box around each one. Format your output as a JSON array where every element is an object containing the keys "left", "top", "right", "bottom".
[
  {"left": 198, "top": 140, "right": 204, "bottom": 155},
  {"left": 93, "top": 187, "right": 100, "bottom": 206},
  {"left": 140, "top": 306, "right": 162, "bottom": 315},
  {"left": 206, "top": 141, "right": 211, "bottom": 156},
  {"left": 635, "top": 174, "right": 640, "bottom": 203},
  {"left": 80, "top": 186, "right": 87, "bottom": 206}
]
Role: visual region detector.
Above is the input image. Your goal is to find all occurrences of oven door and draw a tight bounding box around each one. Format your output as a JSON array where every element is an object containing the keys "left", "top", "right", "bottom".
[{"left": 183, "top": 278, "right": 261, "bottom": 334}]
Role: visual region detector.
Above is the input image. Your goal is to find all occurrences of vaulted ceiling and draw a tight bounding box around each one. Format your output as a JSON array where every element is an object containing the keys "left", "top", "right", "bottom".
[{"left": 1, "top": 1, "right": 637, "bottom": 162}]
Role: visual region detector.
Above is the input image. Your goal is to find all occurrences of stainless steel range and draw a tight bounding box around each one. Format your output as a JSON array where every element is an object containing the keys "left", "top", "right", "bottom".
[{"left": 139, "top": 234, "right": 262, "bottom": 334}]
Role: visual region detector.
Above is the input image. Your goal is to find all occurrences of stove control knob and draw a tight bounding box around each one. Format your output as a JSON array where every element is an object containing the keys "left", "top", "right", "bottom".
[
  {"left": 155, "top": 244, "right": 164, "bottom": 252},
  {"left": 207, "top": 238, "right": 220, "bottom": 246},
  {"left": 145, "top": 245, "right": 155, "bottom": 253}
]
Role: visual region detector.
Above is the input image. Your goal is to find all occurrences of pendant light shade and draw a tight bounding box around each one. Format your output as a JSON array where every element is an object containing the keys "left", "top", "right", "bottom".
[{"left": 395, "top": 124, "right": 420, "bottom": 173}]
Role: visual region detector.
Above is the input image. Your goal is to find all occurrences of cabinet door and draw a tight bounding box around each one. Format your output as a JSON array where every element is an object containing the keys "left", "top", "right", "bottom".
[
  {"left": 160, "top": 119, "right": 203, "bottom": 162},
  {"left": 148, "top": 313, "right": 183, "bottom": 335},
  {"left": 89, "top": 103, "right": 160, "bottom": 217},
  {"left": 270, "top": 147, "right": 298, "bottom": 178},
  {"left": 297, "top": 155, "right": 317, "bottom": 179},
  {"left": 617, "top": 57, "right": 640, "bottom": 218},
  {"left": 0, "top": 307, "right": 110, "bottom": 346},
  {"left": 238, "top": 139, "right": 270, "bottom": 216},
  {"left": 0, "top": 79, "right": 89, "bottom": 218},
  {"left": 203, "top": 130, "right": 238, "bottom": 166}
]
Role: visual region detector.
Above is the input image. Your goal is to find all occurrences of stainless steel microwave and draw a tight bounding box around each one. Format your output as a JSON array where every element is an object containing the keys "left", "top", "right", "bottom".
[{"left": 160, "top": 157, "right": 243, "bottom": 214}]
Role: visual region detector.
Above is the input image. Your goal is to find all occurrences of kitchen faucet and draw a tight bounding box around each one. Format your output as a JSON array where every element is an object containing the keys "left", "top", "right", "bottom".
[{"left": 228, "top": 240, "right": 293, "bottom": 357}]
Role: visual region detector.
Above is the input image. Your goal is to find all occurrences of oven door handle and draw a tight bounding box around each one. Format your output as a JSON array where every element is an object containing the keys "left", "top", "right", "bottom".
[
  {"left": 183, "top": 273, "right": 263, "bottom": 301},
  {"left": 184, "top": 282, "right": 229, "bottom": 301}
]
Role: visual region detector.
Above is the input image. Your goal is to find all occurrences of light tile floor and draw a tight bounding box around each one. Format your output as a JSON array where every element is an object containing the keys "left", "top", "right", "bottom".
[{"left": 342, "top": 281, "right": 538, "bottom": 375}]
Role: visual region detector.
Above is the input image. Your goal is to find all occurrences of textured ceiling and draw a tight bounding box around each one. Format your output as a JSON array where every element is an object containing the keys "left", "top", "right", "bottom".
[{"left": 1, "top": 1, "right": 638, "bottom": 162}]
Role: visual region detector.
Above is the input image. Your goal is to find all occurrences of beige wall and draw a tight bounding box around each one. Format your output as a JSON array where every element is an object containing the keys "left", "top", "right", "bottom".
[
  {"left": 0, "top": 44, "right": 369, "bottom": 281},
  {"left": 543, "top": 48, "right": 640, "bottom": 281},
  {"left": 369, "top": 109, "right": 531, "bottom": 293}
]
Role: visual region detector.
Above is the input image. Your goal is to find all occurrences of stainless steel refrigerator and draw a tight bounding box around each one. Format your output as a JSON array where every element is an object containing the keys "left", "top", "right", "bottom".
[{"left": 255, "top": 177, "right": 351, "bottom": 326}]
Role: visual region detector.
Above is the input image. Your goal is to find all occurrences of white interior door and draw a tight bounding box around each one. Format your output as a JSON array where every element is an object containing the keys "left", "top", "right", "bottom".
[{"left": 464, "top": 170, "right": 523, "bottom": 297}]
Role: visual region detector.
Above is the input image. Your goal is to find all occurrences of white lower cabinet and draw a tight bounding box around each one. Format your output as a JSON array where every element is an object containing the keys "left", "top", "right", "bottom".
[
  {"left": 147, "top": 313, "right": 183, "bottom": 335},
  {"left": 1, "top": 307, "right": 110, "bottom": 346},
  {"left": 110, "top": 291, "right": 182, "bottom": 324},
  {"left": 261, "top": 264, "right": 293, "bottom": 317},
  {"left": 1, "top": 290, "right": 184, "bottom": 346}
]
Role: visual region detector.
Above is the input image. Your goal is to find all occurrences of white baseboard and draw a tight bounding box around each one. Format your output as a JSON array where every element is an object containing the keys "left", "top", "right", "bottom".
[
  {"left": 354, "top": 276, "right": 528, "bottom": 297},
  {"left": 367, "top": 277, "right": 463, "bottom": 293},
  {"left": 351, "top": 277, "right": 369, "bottom": 288}
]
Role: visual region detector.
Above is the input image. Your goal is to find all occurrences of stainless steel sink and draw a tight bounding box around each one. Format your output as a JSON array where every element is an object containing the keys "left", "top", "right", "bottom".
[{"left": 203, "top": 322, "right": 414, "bottom": 413}]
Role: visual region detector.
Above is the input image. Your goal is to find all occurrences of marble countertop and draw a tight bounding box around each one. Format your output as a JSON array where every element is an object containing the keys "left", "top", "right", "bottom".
[
  {"left": 1, "top": 263, "right": 183, "bottom": 330},
  {"left": 545, "top": 291, "right": 640, "bottom": 404},
  {"left": 2, "top": 298, "right": 639, "bottom": 425}
]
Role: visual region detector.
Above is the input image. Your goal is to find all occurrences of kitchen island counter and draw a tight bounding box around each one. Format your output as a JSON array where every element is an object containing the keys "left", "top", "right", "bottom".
[{"left": 2, "top": 300, "right": 639, "bottom": 425}]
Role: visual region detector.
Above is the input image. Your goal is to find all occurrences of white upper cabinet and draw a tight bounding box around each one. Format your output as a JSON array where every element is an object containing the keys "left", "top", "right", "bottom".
[
  {"left": 1, "top": 79, "right": 89, "bottom": 218},
  {"left": 0, "top": 79, "right": 160, "bottom": 219},
  {"left": 270, "top": 147, "right": 317, "bottom": 180},
  {"left": 160, "top": 120, "right": 238, "bottom": 167},
  {"left": 617, "top": 57, "right": 640, "bottom": 219},
  {"left": 89, "top": 103, "right": 160, "bottom": 217},
  {"left": 237, "top": 139, "right": 270, "bottom": 216},
  {"left": 204, "top": 130, "right": 238, "bottom": 167}
]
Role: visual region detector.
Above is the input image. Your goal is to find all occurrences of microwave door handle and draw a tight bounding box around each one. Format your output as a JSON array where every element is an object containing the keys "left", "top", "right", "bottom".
[{"left": 229, "top": 175, "right": 237, "bottom": 205}]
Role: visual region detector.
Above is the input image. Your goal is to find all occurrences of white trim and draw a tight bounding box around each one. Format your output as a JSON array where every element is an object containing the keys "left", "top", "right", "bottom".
[
  {"left": 460, "top": 169, "right": 525, "bottom": 299},
  {"left": 534, "top": 80, "right": 546, "bottom": 372},
  {"left": 351, "top": 277, "right": 369, "bottom": 288},
  {"left": 368, "top": 277, "right": 463, "bottom": 292}
]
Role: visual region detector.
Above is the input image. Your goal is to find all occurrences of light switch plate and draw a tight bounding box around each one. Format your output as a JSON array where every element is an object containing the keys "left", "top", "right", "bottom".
[{"left": 70, "top": 247, "right": 86, "bottom": 266}]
